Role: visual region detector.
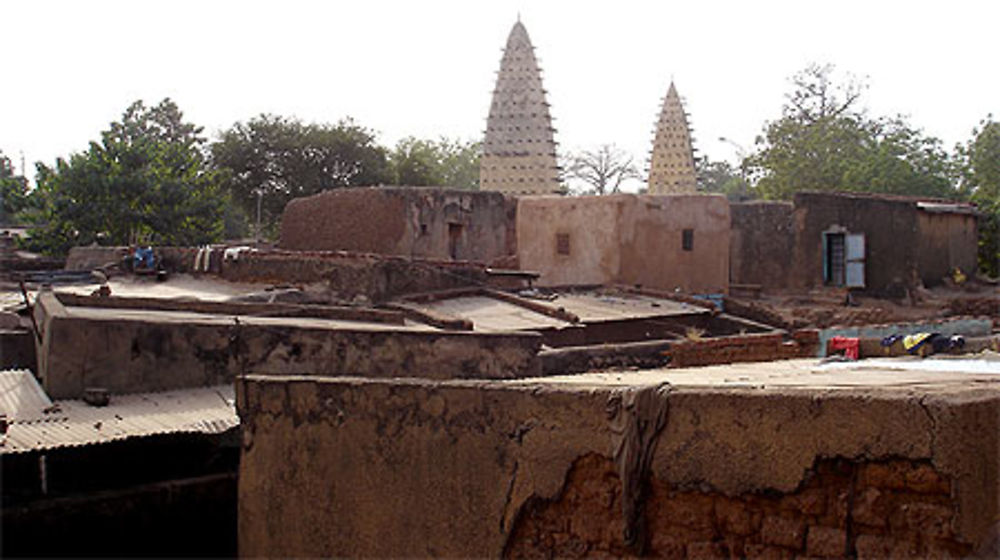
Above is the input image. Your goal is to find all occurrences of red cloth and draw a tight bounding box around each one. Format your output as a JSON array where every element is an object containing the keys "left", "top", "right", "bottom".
[{"left": 828, "top": 336, "right": 860, "bottom": 360}]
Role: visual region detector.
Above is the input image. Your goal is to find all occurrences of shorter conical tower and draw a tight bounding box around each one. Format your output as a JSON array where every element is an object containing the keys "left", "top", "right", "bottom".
[
  {"left": 480, "top": 20, "right": 561, "bottom": 194},
  {"left": 647, "top": 82, "right": 697, "bottom": 194}
]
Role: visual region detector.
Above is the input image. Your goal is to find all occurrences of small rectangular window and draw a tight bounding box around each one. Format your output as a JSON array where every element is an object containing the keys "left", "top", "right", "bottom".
[
  {"left": 556, "top": 233, "right": 570, "bottom": 256},
  {"left": 682, "top": 229, "right": 694, "bottom": 251}
]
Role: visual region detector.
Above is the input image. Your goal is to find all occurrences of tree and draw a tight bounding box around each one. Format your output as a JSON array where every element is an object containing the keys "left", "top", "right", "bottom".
[
  {"left": 747, "top": 64, "right": 959, "bottom": 200},
  {"left": 210, "top": 115, "right": 391, "bottom": 237},
  {"left": 1, "top": 150, "right": 29, "bottom": 224},
  {"left": 958, "top": 116, "right": 1000, "bottom": 275},
  {"left": 696, "top": 157, "right": 750, "bottom": 200},
  {"left": 389, "top": 137, "right": 480, "bottom": 189},
  {"left": 563, "top": 144, "right": 641, "bottom": 195},
  {"left": 25, "top": 99, "right": 224, "bottom": 255}
]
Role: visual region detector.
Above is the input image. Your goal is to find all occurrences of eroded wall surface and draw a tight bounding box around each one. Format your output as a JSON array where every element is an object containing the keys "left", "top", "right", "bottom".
[
  {"left": 279, "top": 187, "right": 516, "bottom": 263},
  {"left": 517, "top": 194, "right": 729, "bottom": 293},
  {"left": 237, "top": 374, "right": 999, "bottom": 558}
]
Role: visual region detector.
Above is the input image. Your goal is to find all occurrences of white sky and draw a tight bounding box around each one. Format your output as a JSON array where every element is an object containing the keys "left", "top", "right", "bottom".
[{"left": 2, "top": 0, "right": 997, "bottom": 192}]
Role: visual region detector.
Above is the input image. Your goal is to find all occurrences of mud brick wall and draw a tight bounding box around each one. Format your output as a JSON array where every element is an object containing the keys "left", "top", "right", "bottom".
[
  {"left": 729, "top": 202, "right": 795, "bottom": 290},
  {"left": 33, "top": 291, "right": 540, "bottom": 399},
  {"left": 236, "top": 376, "right": 999, "bottom": 557},
  {"left": 279, "top": 187, "right": 517, "bottom": 263},
  {"left": 219, "top": 251, "right": 490, "bottom": 303},
  {"left": 665, "top": 332, "right": 814, "bottom": 368},
  {"left": 507, "top": 454, "right": 970, "bottom": 558}
]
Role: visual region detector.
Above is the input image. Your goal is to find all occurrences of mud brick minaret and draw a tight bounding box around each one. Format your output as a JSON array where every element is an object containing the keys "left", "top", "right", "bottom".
[{"left": 480, "top": 20, "right": 562, "bottom": 194}]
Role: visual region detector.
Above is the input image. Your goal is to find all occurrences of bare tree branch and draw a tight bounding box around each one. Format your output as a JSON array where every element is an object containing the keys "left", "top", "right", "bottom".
[{"left": 563, "top": 144, "right": 641, "bottom": 195}]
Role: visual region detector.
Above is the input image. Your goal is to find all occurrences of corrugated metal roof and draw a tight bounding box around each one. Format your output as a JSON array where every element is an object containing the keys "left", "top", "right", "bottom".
[
  {"left": 1, "top": 384, "right": 237, "bottom": 454},
  {"left": 916, "top": 201, "right": 980, "bottom": 216},
  {"left": 0, "top": 369, "right": 53, "bottom": 420}
]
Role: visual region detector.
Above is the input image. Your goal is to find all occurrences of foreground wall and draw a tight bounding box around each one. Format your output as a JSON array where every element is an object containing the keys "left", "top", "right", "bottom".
[
  {"left": 517, "top": 194, "right": 729, "bottom": 293},
  {"left": 279, "top": 187, "right": 517, "bottom": 263},
  {"left": 237, "top": 373, "right": 999, "bottom": 558}
]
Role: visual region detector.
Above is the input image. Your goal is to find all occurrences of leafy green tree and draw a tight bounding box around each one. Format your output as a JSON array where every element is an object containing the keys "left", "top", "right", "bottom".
[
  {"left": 211, "top": 115, "right": 392, "bottom": 237},
  {"left": 747, "top": 64, "right": 959, "bottom": 200},
  {"left": 25, "top": 99, "right": 224, "bottom": 255},
  {"left": 958, "top": 116, "right": 1000, "bottom": 275},
  {"left": 696, "top": 157, "right": 751, "bottom": 200},
  {"left": 389, "top": 137, "right": 480, "bottom": 189},
  {"left": 1, "top": 150, "right": 29, "bottom": 224}
]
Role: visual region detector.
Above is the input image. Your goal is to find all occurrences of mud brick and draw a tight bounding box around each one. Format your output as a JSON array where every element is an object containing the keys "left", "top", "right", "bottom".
[
  {"left": 859, "top": 462, "right": 906, "bottom": 490},
  {"left": 805, "top": 526, "right": 847, "bottom": 557},
  {"left": 889, "top": 502, "right": 954, "bottom": 539},
  {"left": 851, "top": 487, "right": 889, "bottom": 528},
  {"left": 904, "top": 463, "right": 950, "bottom": 494},
  {"left": 686, "top": 541, "right": 726, "bottom": 559},
  {"left": 760, "top": 515, "right": 806, "bottom": 550},
  {"left": 854, "top": 534, "right": 892, "bottom": 559},
  {"left": 716, "top": 497, "right": 755, "bottom": 536},
  {"left": 659, "top": 493, "right": 716, "bottom": 533},
  {"left": 649, "top": 534, "right": 686, "bottom": 559},
  {"left": 780, "top": 488, "right": 827, "bottom": 516},
  {"left": 743, "top": 543, "right": 794, "bottom": 559}
]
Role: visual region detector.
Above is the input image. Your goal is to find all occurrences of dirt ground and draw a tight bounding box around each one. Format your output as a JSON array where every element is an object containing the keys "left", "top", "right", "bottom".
[{"left": 728, "top": 281, "right": 999, "bottom": 330}]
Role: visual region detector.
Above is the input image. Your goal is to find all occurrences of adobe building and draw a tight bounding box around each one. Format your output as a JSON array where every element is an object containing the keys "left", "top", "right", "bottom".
[
  {"left": 731, "top": 192, "right": 980, "bottom": 296},
  {"left": 648, "top": 82, "right": 698, "bottom": 194},
  {"left": 480, "top": 20, "right": 562, "bottom": 194},
  {"left": 279, "top": 187, "right": 516, "bottom": 263},
  {"left": 517, "top": 193, "right": 729, "bottom": 294}
]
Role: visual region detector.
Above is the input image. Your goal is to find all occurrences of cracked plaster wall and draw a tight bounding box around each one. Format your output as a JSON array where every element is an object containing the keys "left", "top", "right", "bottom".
[{"left": 236, "top": 376, "right": 999, "bottom": 557}]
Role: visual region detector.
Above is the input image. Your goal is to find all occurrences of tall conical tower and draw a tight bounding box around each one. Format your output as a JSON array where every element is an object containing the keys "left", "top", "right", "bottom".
[
  {"left": 647, "top": 82, "right": 697, "bottom": 194},
  {"left": 480, "top": 20, "right": 561, "bottom": 194}
]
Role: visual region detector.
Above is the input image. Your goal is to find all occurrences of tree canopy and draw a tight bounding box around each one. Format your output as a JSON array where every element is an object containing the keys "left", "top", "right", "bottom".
[
  {"left": 388, "top": 137, "right": 480, "bottom": 189},
  {"left": 0, "top": 150, "right": 29, "bottom": 225},
  {"left": 25, "top": 99, "right": 225, "bottom": 255},
  {"left": 696, "top": 157, "right": 749, "bottom": 200},
  {"left": 747, "top": 64, "right": 959, "bottom": 201},
  {"left": 959, "top": 116, "right": 1000, "bottom": 275},
  {"left": 211, "top": 115, "right": 392, "bottom": 236}
]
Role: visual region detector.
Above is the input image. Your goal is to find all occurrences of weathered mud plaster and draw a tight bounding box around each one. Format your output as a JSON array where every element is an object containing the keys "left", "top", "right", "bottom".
[
  {"left": 236, "top": 370, "right": 999, "bottom": 557},
  {"left": 32, "top": 291, "right": 540, "bottom": 399}
]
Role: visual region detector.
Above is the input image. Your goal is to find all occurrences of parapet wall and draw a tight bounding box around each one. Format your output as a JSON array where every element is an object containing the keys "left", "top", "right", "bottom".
[
  {"left": 32, "top": 291, "right": 540, "bottom": 399},
  {"left": 236, "top": 372, "right": 999, "bottom": 557}
]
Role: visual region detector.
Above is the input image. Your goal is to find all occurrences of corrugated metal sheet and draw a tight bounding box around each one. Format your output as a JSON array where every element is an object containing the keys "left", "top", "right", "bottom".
[
  {"left": 1, "top": 384, "right": 237, "bottom": 454},
  {"left": 916, "top": 201, "right": 980, "bottom": 216},
  {"left": 0, "top": 369, "right": 53, "bottom": 420}
]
